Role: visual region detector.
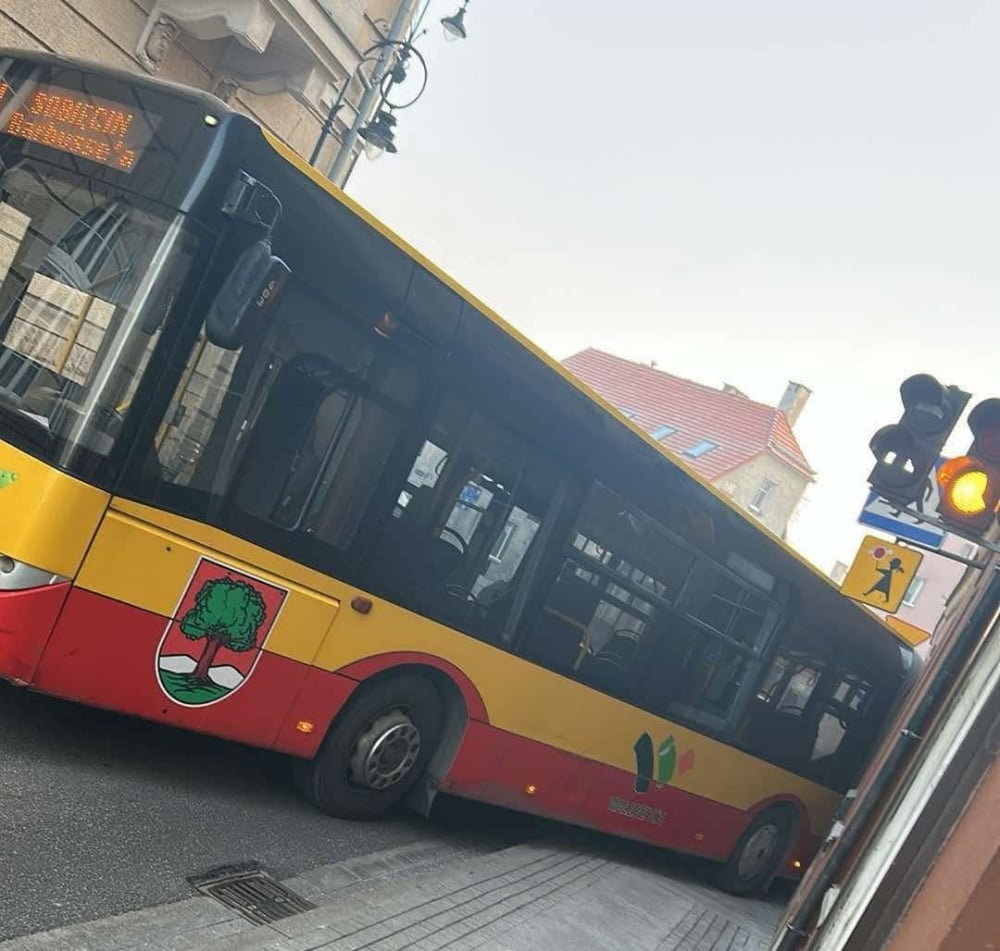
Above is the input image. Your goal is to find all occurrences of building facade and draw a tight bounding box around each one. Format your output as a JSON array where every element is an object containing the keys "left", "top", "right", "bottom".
[
  {"left": 0, "top": 0, "right": 420, "bottom": 177},
  {"left": 562, "top": 348, "right": 816, "bottom": 539}
]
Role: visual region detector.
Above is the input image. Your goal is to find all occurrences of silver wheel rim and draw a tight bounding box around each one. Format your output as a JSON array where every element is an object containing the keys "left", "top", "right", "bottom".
[
  {"left": 737, "top": 823, "right": 780, "bottom": 881},
  {"left": 348, "top": 711, "right": 421, "bottom": 791}
]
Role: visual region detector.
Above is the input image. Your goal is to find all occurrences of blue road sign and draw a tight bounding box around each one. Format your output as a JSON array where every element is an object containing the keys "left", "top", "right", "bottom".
[{"left": 859, "top": 459, "right": 946, "bottom": 548}]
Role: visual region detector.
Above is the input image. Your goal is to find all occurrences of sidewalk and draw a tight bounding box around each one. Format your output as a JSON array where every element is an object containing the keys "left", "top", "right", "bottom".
[{"left": 1, "top": 839, "right": 781, "bottom": 951}]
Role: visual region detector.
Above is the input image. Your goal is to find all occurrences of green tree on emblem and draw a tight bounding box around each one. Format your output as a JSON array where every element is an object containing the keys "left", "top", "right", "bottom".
[{"left": 180, "top": 577, "right": 267, "bottom": 683}]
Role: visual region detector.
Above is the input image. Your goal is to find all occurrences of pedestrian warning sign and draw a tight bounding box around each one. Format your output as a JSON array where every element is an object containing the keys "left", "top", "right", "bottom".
[{"left": 840, "top": 534, "right": 924, "bottom": 613}]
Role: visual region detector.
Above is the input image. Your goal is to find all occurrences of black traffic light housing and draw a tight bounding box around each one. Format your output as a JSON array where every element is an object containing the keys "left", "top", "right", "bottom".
[
  {"left": 968, "top": 397, "right": 1000, "bottom": 466},
  {"left": 936, "top": 397, "right": 1000, "bottom": 535},
  {"left": 868, "top": 374, "right": 970, "bottom": 506}
]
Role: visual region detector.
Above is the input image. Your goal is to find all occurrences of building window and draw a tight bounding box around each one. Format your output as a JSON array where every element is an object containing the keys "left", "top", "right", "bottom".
[
  {"left": 651, "top": 423, "right": 676, "bottom": 440},
  {"left": 683, "top": 439, "right": 718, "bottom": 458},
  {"left": 749, "top": 479, "right": 776, "bottom": 513},
  {"left": 618, "top": 407, "right": 637, "bottom": 419},
  {"left": 956, "top": 541, "right": 978, "bottom": 560},
  {"left": 901, "top": 576, "right": 924, "bottom": 608}
]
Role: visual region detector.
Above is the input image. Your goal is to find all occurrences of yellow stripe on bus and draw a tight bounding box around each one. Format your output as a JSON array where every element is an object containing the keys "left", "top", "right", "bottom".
[
  {"left": 312, "top": 594, "right": 841, "bottom": 830},
  {"left": 85, "top": 496, "right": 839, "bottom": 829},
  {"left": 0, "top": 439, "right": 108, "bottom": 578},
  {"left": 76, "top": 503, "right": 340, "bottom": 667}
]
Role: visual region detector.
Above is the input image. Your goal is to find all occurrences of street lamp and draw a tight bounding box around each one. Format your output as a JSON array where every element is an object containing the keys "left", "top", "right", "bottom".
[
  {"left": 440, "top": 2, "right": 469, "bottom": 41},
  {"left": 308, "top": 38, "right": 416, "bottom": 167},
  {"left": 358, "top": 109, "right": 398, "bottom": 156},
  {"left": 309, "top": 2, "right": 470, "bottom": 186}
]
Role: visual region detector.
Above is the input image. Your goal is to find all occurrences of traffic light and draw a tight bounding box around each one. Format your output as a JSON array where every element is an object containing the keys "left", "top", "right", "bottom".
[
  {"left": 868, "top": 374, "right": 971, "bottom": 506},
  {"left": 937, "top": 397, "right": 1000, "bottom": 535}
]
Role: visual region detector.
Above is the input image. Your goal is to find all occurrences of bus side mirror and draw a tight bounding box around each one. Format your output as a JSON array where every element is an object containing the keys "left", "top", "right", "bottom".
[{"left": 205, "top": 239, "right": 290, "bottom": 349}]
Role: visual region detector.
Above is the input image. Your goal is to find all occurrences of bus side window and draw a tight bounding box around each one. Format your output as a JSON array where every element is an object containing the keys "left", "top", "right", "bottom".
[
  {"left": 740, "top": 649, "right": 826, "bottom": 772},
  {"left": 519, "top": 483, "right": 695, "bottom": 701},
  {"left": 625, "top": 562, "right": 778, "bottom": 733},
  {"left": 147, "top": 277, "right": 423, "bottom": 568},
  {"left": 367, "top": 395, "right": 561, "bottom": 645},
  {"left": 808, "top": 676, "right": 878, "bottom": 790}
]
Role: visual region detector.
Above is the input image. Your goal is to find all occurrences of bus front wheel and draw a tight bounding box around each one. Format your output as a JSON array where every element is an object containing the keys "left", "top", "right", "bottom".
[
  {"left": 715, "top": 805, "right": 796, "bottom": 897},
  {"left": 296, "top": 674, "right": 444, "bottom": 820}
]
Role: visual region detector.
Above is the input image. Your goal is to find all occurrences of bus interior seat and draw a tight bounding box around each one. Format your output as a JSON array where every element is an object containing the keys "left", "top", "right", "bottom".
[{"left": 523, "top": 571, "right": 603, "bottom": 672}]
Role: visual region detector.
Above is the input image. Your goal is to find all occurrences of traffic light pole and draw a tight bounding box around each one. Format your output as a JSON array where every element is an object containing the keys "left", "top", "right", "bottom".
[
  {"left": 892, "top": 535, "right": 986, "bottom": 568},
  {"left": 878, "top": 498, "right": 1000, "bottom": 554}
]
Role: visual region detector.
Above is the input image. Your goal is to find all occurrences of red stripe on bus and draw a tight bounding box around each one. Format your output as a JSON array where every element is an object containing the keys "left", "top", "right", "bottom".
[
  {"left": 0, "top": 582, "right": 71, "bottom": 685},
  {"left": 443, "top": 720, "right": 749, "bottom": 860},
  {"left": 271, "top": 665, "right": 359, "bottom": 757},
  {"left": 20, "top": 588, "right": 818, "bottom": 873},
  {"left": 31, "top": 588, "right": 319, "bottom": 750}
]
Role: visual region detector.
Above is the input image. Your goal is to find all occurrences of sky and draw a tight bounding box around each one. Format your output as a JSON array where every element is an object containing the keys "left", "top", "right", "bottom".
[{"left": 349, "top": 0, "right": 998, "bottom": 573}]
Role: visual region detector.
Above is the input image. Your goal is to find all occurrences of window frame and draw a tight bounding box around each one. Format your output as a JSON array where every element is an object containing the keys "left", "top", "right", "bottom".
[
  {"left": 489, "top": 521, "right": 517, "bottom": 562},
  {"left": 516, "top": 478, "right": 785, "bottom": 739},
  {"left": 901, "top": 575, "right": 925, "bottom": 608},
  {"left": 662, "top": 557, "right": 784, "bottom": 733},
  {"left": 360, "top": 389, "right": 572, "bottom": 647},
  {"left": 117, "top": 264, "right": 438, "bottom": 585},
  {"left": 749, "top": 477, "right": 777, "bottom": 514},
  {"left": 683, "top": 439, "right": 718, "bottom": 458},
  {"left": 0, "top": 160, "right": 212, "bottom": 487},
  {"left": 956, "top": 541, "right": 978, "bottom": 560}
]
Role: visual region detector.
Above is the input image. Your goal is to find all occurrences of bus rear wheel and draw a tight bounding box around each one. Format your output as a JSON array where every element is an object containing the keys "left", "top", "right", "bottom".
[
  {"left": 715, "top": 806, "right": 795, "bottom": 897},
  {"left": 296, "top": 674, "right": 444, "bottom": 820}
]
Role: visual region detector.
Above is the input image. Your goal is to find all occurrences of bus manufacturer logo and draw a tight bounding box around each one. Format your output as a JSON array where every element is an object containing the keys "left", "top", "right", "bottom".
[
  {"left": 633, "top": 731, "right": 696, "bottom": 794},
  {"left": 155, "top": 558, "right": 288, "bottom": 707}
]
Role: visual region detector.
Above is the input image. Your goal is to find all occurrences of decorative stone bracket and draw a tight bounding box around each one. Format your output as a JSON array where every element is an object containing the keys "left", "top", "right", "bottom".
[{"left": 136, "top": 0, "right": 277, "bottom": 73}]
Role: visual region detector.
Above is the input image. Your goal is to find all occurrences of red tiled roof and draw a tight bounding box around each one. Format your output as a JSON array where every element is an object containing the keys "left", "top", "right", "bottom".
[{"left": 561, "top": 348, "right": 815, "bottom": 482}]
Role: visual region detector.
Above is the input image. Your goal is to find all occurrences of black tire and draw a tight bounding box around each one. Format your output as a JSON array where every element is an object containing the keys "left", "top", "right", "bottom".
[
  {"left": 295, "top": 674, "right": 444, "bottom": 820},
  {"left": 715, "top": 806, "right": 796, "bottom": 897}
]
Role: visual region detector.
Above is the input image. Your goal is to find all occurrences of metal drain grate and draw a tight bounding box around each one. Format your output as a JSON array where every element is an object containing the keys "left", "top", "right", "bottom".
[{"left": 188, "top": 862, "right": 315, "bottom": 925}]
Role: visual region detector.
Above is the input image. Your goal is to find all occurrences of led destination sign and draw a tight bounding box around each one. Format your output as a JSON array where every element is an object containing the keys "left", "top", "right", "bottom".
[{"left": 0, "top": 80, "right": 160, "bottom": 172}]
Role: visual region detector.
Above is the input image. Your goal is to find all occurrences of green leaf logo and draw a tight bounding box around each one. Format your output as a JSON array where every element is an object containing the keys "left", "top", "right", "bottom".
[
  {"left": 0, "top": 470, "right": 19, "bottom": 488},
  {"left": 657, "top": 735, "right": 677, "bottom": 784}
]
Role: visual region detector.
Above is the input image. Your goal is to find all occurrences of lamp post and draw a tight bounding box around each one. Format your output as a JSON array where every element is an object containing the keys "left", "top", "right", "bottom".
[
  {"left": 308, "top": 37, "right": 424, "bottom": 168},
  {"left": 310, "top": 1, "right": 471, "bottom": 187}
]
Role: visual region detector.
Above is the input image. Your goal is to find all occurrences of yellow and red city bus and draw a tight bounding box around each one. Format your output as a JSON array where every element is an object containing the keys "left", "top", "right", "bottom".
[{"left": 0, "top": 50, "right": 918, "bottom": 896}]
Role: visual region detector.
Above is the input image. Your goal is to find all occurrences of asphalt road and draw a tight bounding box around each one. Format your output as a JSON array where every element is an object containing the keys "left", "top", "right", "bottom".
[{"left": 0, "top": 683, "right": 537, "bottom": 941}]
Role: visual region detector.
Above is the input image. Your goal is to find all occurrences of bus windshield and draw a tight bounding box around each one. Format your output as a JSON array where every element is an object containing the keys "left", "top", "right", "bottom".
[{"left": 0, "top": 159, "right": 200, "bottom": 477}]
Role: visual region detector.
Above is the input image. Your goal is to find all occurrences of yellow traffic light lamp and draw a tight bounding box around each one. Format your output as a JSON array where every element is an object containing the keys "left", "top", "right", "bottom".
[
  {"left": 937, "top": 457, "right": 993, "bottom": 524},
  {"left": 936, "top": 398, "right": 999, "bottom": 536}
]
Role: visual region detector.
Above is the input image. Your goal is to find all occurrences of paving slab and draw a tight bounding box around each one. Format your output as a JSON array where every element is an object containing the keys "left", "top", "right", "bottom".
[{"left": 1, "top": 841, "right": 781, "bottom": 951}]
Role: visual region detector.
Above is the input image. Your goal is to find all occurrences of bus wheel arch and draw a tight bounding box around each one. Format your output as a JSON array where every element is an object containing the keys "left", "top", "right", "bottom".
[
  {"left": 336, "top": 652, "right": 487, "bottom": 720},
  {"left": 295, "top": 663, "right": 469, "bottom": 820},
  {"left": 715, "top": 801, "right": 800, "bottom": 897}
]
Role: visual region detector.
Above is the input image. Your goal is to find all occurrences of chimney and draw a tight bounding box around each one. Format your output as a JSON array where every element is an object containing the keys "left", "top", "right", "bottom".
[
  {"left": 722, "top": 383, "right": 748, "bottom": 399},
  {"left": 778, "top": 381, "right": 812, "bottom": 428}
]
